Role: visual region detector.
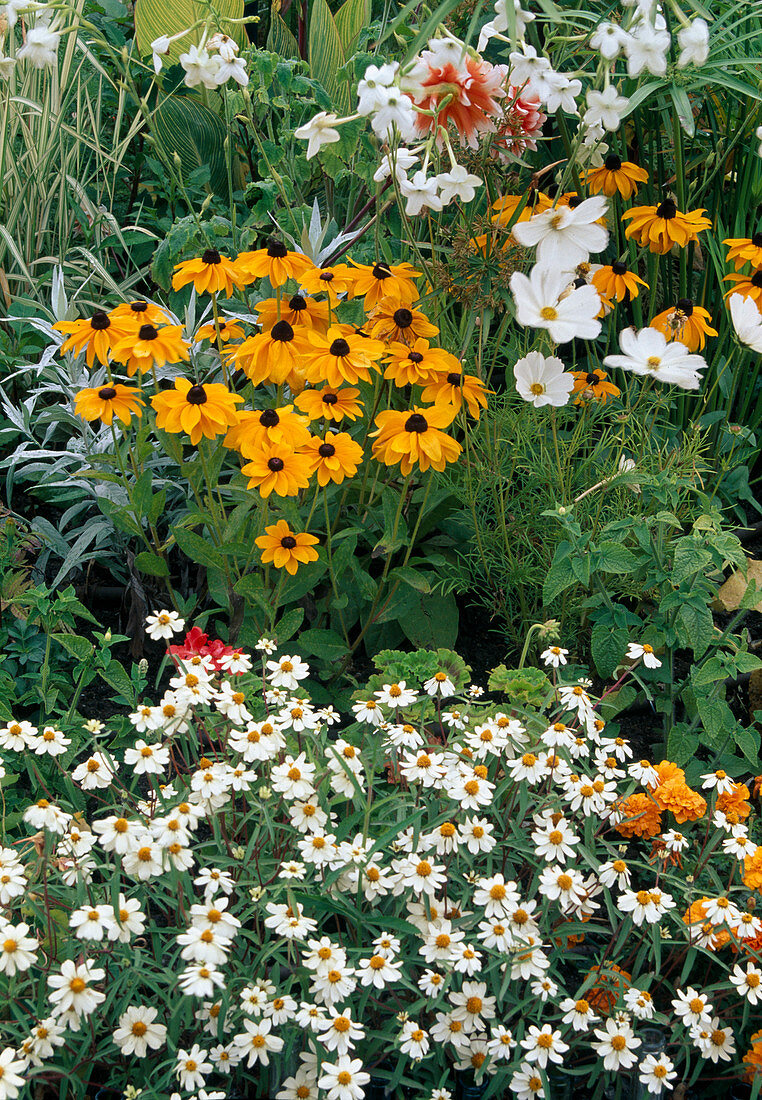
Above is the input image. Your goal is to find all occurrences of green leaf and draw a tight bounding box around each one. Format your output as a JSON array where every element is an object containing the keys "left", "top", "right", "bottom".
[
  {"left": 734, "top": 725, "right": 762, "bottom": 770},
  {"left": 298, "top": 628, "right": 348, "bottom": 662},
  {"left": 543, "top": 556, "right": 576, "bottom": 603},
  {"left": 596, "top": 541, "right": 639, "bottom": 575},
  {"left": 670, "top": 85, "right": 695, "bottom": 137},
  {"left": 99, "top": 660, "right": 135, "bottom": 700},
  {"left": 266, "top": 10, "right": 300, "bottom": 58},
  {"left": 391, "top": 566, "right": 431, "bottom": 594},
  {"left": 591, "top": 623, "right": 628, "bottom": 679},
  {"left": 273, "top": 606, "right": 305, "bottom": 645},
  {"left": 399, "top": 590, "right": 459, "bottom": 650},
  {"left": 51, "top": 632, "right": 94, "bottom": 662},
  {"left": 172, "top": 526, "right": 225, "bottom": 569},
  {"left": 334, "top": 0, "right": 370, "bottom": 53},
  {"left": 134, "top": 551, "right": 170, "bottom": 578},
  {"left": 151, "top": 97, "right": 229, "bottom": 195},
  {"left": 677, "top": 599, "right": 714, "bottom": 657},
  {"left": 308, "top": 0, "right": 349, "bottom": 113},
  {"left": 132, "top": 470, "right": 153, "bottom": 518},
  {"left": 667, "top": 724, "right": 699, "bottom": 766},
  {"left": 134, "top": 0, "right": 246, "bottom": 63}
]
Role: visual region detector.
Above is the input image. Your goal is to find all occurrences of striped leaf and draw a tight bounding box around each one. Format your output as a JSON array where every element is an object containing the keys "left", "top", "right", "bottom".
[
  {"left": 309, "top": 0, "right": 349, "bottom": 113},
  {"left": 135, "top": 0, "right": 246, "bottom": 63}
]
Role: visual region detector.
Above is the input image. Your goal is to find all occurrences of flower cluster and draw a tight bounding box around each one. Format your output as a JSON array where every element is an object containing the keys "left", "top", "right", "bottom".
[{"left": 0, "top": 617, "right": 759, "bottom": 1099}]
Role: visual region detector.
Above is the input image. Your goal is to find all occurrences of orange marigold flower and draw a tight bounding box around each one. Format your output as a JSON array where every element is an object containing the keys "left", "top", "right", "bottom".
[
  {"left": 650, "top": 299, "right": 717, "bottom": 352},
  {"left": 717, "top": 782, "right": 751, "bottom": 821},
  {"left": 742, "top": 1030, "right": 762, "bottom": 1083},
  {"left": 172, "top": 249, "right": 242, "bottom": 297},
  {"left": 615, "top": 793, "right": 662, "bottom": 839},
  {"left": 255, "top": 519, "right": 319, "bottom": 575},
  {"left": 74, "top": 384, "right": 144, "bottom": 427},
  {"left": 151, "top": 378, "right": 243, "bottom": 446},
  {"left": 652, "top": 777, "right": 707, "bottom": 824},
  {"left": 370, "top": 405, "right": 462, "bottom": 475},
  {"left": 622, "top": 198, "right": 711, "bottom": 254},
  {"left": 586, "top": 964, "right": 631, "bottom": 1015},
  {"left": 650, "top": 760, "right": 685, "bottom": 787}
]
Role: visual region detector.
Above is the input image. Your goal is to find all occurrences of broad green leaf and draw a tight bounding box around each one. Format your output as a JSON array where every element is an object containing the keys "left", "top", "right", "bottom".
[
  {"left": 273, "top": 606, "right": 305, "bottom": 644},
  {"left": 51, "top": 632, "right": 94, "bottom": 662},
  {"left": 543, "top": 556, "right": 576, "bottom": 603},
  {"left": 334, "top": 0, "right": 370, "bottom": 53},
  {"left": 266, "top": 9, "right": 300, "bottom": 59},
  {"left": 99, "top": 660, "right": 135, "bottom": 700},
  {"left": 135, "top": 0, "right": 246, "bottom": 62},
  {"left": 172, "top": 525, "right": 225, "bottom": 569},
  {"left": 151, "top": 97, "right": 229, "bottom": 195},
  {"left": 399, "top": 590, "right": 458, "bottom": 649},
  {"left": 670, "top": 85, "right": 696, "bottom": 137},
  {"left": 591, "top": 623, "right": 628, "bottom": 679},
  {"left": 309, "top": 0, "right": 349, "bottom": 113},
  {"left": 134, "top": 551, "right": 170, "bottom": 577},
  {"left": 596, "top": 541, "right": 639, "bottom": 575},
  {"left": 667, "top": 724, "right": 699, "bottom": 766},
  {"left": 298, "top": 628, "right": 349, "bottom": 662}
]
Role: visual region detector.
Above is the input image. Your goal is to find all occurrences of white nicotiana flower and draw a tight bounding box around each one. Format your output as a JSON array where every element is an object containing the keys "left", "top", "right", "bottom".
[
  {"left": 373, "top": 148, "right": 420, "bottom": 183},
  {"left": 400, "top": 171, "right": 444, "bottom": 216},
  {"left": 17, "top": 16, "right": 60, "bottom": 68},
  {"left": 179, "top": 44, "right": 221, "bottom": 89},
  {"left": 584, "top": 86, "right": 630, "bottom": 132},
  {"left": 624, "top": 21, "right": 671, "bottom": 77},
  {"left": 677, "top": 18, "right": 709, "bottom": 68},
  {"left": 436, "top": 166, "right": 483, "bottom": 205},
  {"left": 478, "top": 0, "right": 534, "bottom": 50},
  {"left": 590, "top": 21, "right": 629, "bottom": 60},
  {"left": 294, "top": 112, "right": 343, "bottom": 159}
]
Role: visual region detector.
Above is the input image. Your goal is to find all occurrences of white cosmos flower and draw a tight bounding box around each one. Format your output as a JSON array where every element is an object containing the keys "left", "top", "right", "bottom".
[
  {"left": 604, "top": 327, "right": 705, "bottom": 389},
  {"left": 509, "top": 352, "right": 565, "bottom": 415},
  {"left": 512, "top": 196, "right": 608, "bottom": 267},
  {"left": 729, "top": 293, "right": 762, "bottom": 352},
  {"left": 677, "top": 18, "right": 709, "bottom": 68},
  {"left": 584, "top": 86, "right": 630, "bottom": 132},
  {"left": 510, "top": 267, "right": 602, "bottom": 343},
  {"left": 294, "top": 112, "right": 342, "bottom": 159}
]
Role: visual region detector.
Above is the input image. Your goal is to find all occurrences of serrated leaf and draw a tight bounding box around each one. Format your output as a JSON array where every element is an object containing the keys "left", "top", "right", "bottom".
[
  {"left": 596, "top": 541, "right": 639, "bottom": 575},
  {"left": 51, "top": 632, "right": 94, "bottom": 662},
  {"left": 273, "top": 605, "right": 305, "bottom": 645},
  {"left": 172, "top": 525, "right": 225, "bottom": 569},
  {"left": 543, "top": 556, "right": 576, "bottom": 603},
  {"left": 667, "top": 725, "right": 699, "bottom": 766},
  {"left": 591, "top": 623, "right": 628, "bottom": 679}
]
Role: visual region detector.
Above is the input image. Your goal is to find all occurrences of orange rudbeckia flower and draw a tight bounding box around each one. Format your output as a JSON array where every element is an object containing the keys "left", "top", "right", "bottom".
[
  {"left": 650, "top": 299, "right": 717, "bottom": 352},
  {"left": 622, "top": 198, "right": 711, "bottom": 254},
  {"left": 151, "top": 378, "right": 243, "bottom": 446},
  {"left": 240, "top": 443, "right": 312, "bottom": 497},
  {"left": 255, "top": 519, "right": 319, "bottom": 574},
  {"left": 302, "top": 325, "right": 385, "bottom": 388},
  {"left": 74, "top": 384, "right": 144, "bottom": 426},
  {"left": 294, "top": 386, "right": 364, "bottom": 423},
  {"left": 234, "top": 237, "right": 314, "bottom": 288},
  {"left": 302, "top": 431, "right": 363, "bottom": 486},
  {"left": 370, "top": 405, "right": 462, "bottom": 475},
  {"left": 172, "top": 249, "right": 242, "bottom": 297}
]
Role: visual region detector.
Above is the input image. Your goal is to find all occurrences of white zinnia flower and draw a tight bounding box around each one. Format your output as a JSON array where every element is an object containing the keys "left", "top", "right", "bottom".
[
  {"left": 638, "top": 1052, "right": 677, "bottom": 1094},
  {"left": 625, "top": 642, "right": 662, "bottom": 668},
  {"left": 113, "top": 1006, "right": 167, "bottom": 1057},
  {"left": 145, "top": 609, "right": 185, "bottom": 640}
]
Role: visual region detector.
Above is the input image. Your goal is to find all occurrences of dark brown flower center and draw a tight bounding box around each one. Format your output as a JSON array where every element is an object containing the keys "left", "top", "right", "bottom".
[
  {"left": 281, "top": 536, "right": 297, "bottom": 549},
  {"left": 259, "top": 409, "right": 280, "bottom": 427},
  {"left": 393, "top": 308, "right": 413, "bottom": 328},
  {"left": 446, "top": 372, "right": 461, "bottom": 385},
  {"left": 752, "top": 270, "right": 762, "bottom": 287},
  {"left": 266, "top": 237, "right": 288, "bottom": 258},
  {"left": 318, "top": 442, "right": 336, "bottom": 457},
  {"left": 373, "top": 262, "right": 392, "bottom": 279},
  {"left": 267, "top": 457, "right": 285, "bottom": 471},
  {"left": 656, "top": 198, "right": 677, "bottom": 219},
  {"left": 130, "top": 301, "right": 149, "bottom": 313},
  {"left": 567, "top": 194, "right": 583, "bottom": 208},
  {"left": 329, "top": 338, "right": 350, "bottom": 357},
  {"left": 91, "top": 311, "right": 111, "bottom": 330},
  {"left": 612, "top": 261, "right": 627, "bottom": 275},
  {"left": 318, "top": 271, "right": 334, "bottom": 283},
  {"left": 751, "top": 232, "right": 762, "bottom": 247},
  {"left": 271, "top": 320, "right": 295, "bottom": 342},
  {"left": 676, "top": 298, "right": 693, "bottom": 316},
  {"left": 585, "top": 372, "right": 600, "bottom": 385},
  {"left": 98, "top": 387, "right": 117, "bottom": 400},
  {"left": 186, "top": 385, "right": 207, "bottom": 405},
  {"left": 138, "top": 324, "right": 158, "bottom": 341},
  {"left": 604, "top": 154, "right": 622, "bottom": 171},
  {"left": 202, "top": 249, "right": 221, "bottom": 265},
  {"left": 405, "top": 413, "right": 428, "bottom": 433},
  {"left": 289, "top": 294, "right": 307, "bottom": 311},
  {"left": 322, "top": 392, "right": 338, "bottom": 405},
  {"left": 408, "top": 351, "right": 424, "bottom": 363}
]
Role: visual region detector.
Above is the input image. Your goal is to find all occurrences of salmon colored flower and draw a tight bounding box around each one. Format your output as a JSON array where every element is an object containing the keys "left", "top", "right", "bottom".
[
  {"left": 586, "top": 155, "right": 648, "bottom": 200},
  {"left": 419, "top": 367, "right": 490, "bottom": 419},
  {"left": 255, "top": 294, "right": 330, "bottom": 334},
  {"left": 240, "top": 444, "right": 312, "bottom": 497},
  {"left": 172, "top": 250, "right": 242, "bottom": 297},
  {"left": 255, "top": 520, "right": 319, "bottom": 575},
  {"left": 234, "top": 237, "right": 314, "bottom": 288},
  {"left": 302, "top": 431, "right": 364, "bottom": 486},
  {"left": 614, "top": 793, "right": 662, "bottom": 839},
  {"left": 111, "top": 324, "right": 190, "bottom": 376},
  {"left": 622, "top": 198, "right": 711, "bottom": 254},
  {"left": 650, "top": 299, "right": 717, "bottom": 352},
  {"left": 347, "top": 259, "right": 421, "bottom": 311},
  {"left": 408, "top": 44, "right": 507, "bottom": 149},
  {"left": 492, "top": 88, "right": 546, "bottom": 160},
  {"left": 294, "top": 386, "right": 364, "bottom": 423},
  {"left": 302, "top": 325, "right": 385, "bottom": 388},
  {"left": 592, "top": 263, "right": 648, "bottom": 303},
  {"left": 369, "top": 300, "right": 439, "bottom": 344},
  {"left": 370, "top": 405, "right": 462, "bottom": 475},
  {"left": 74, "top": 384, "right": 144, "bottom": 426},
  {"left": 151, "top": 378, "right": 243, "bottom": 446},
  {"left": 222, "top": 406, "right": 312, "bottom": 457}
]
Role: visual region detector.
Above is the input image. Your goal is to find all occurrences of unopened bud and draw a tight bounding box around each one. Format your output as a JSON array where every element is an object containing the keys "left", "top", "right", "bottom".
[{"left": 138, "top": 659, "right": 149, "bottom": 677}]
